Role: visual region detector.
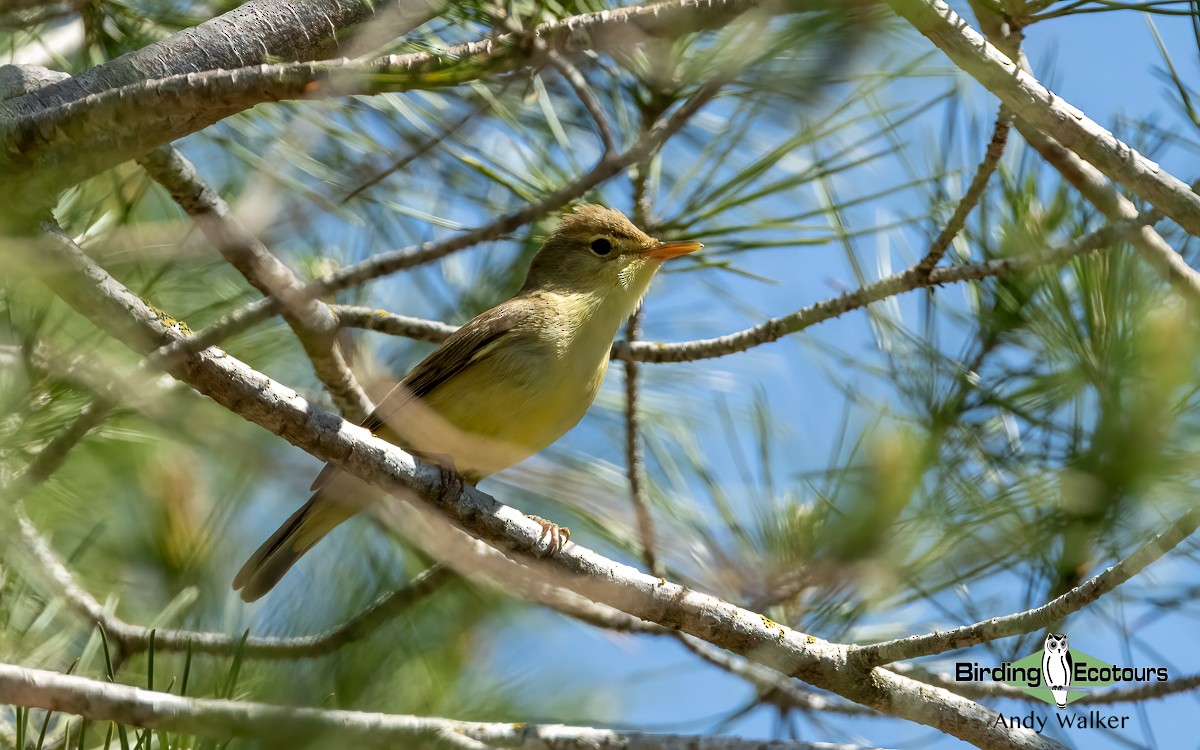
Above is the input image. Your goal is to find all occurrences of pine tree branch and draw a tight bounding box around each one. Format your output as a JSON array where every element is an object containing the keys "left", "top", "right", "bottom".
[
  {"left": 0, "top": 0, "right": 860, "bottom": 202},
  {"left": 624, "top": 148, "right": 661, "bottom": 576},
  {"left": 13, "top": 508, "right": 453, "bottom": 660},
  {"left": 0, "top": 663, "right": 883, "bottom": 750},
  {"left": 545, "top": 49, "right": 618, "bottom": 154},
  {"left": 137, "top": 145, "right": 374, "bottom": 423},
  {"left": 680, "top": 636, "right": 880, "bottom": 716},
  {"left": 27, "top": 227, "right": 1068, "bottom": 750},
  {"left": 141, "top": 80, "right": 722, "bottom": 365},
  {"left": 850, "top": 506, "right": 1199, "bottom": 667},
  {"left": 913, "top": 105, "right": 1010, "bottom": 276},
  {"left": 331, "top": 210, "right": 1142, "bottom": 364},
  {"left": 964, "top": 0, "right": 1200, "bottom": 303},
  {"left": 885, "top": 0, "right": 1200, "bottom": 245}
]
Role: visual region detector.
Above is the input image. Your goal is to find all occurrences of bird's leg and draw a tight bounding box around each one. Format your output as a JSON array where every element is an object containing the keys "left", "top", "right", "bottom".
[{"left": 526, "top": 515, "right": 570, "bottom": 557}]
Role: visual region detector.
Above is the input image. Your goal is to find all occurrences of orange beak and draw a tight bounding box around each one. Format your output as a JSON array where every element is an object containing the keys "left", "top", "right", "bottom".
[{"left": 643, "top": 240, "right": 703, "bottom": 260}]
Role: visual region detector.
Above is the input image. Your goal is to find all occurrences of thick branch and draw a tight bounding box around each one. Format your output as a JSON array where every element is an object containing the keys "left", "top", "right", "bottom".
[
  {"left": 30, "top": 228, "right": 1064, "bottom": 750},
  {"left": 0, "top": 663, "right": 877, "bottom": 750},
  {"left": 964, "top": 1, "right": 1200, "bottom": 302},
  {"left": 0, "top": 0, "right": 856, "bottom": 201},
  {"left": 887, "top": 0, "right": 1200, "bottom": 240}
]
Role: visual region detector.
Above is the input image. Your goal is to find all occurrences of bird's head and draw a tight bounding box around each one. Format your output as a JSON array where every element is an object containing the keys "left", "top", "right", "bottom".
[{"left": 521, "top": 205, "right": 701, "bottom": 308}]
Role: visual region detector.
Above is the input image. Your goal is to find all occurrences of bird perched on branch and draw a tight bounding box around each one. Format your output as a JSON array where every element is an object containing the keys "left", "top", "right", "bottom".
[{"left": 233, "top": 204, "right": 701, "bottom": 601}]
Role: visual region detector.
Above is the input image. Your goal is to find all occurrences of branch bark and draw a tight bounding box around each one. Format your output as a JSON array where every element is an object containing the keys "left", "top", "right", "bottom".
[
  {"left": 137, "top": 145, "right": 374, "bottom": 422},
  {"left": 963, "top": 0, "right": 1200, "bottom": 302},
  {"left": 0, "top": 0, "right": 860, "bottom": 203},
  {"left": 886, "top": 0, "right": 1200, "bottom": 244},
  {"left": 0, "top": 663, "right": 881, "bottom": 750},
  {"left": 851, "top": 506, "right": 1199, "bottom": 667}
]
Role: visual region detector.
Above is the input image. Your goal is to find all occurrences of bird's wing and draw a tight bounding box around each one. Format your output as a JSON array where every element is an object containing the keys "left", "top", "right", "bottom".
[{"left": 309, "top": 301, "right": 528, "bottom": 492}]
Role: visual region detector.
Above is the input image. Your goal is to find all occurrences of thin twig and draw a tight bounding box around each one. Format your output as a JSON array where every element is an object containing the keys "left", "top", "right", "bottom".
[
  {"left": 545, "top": 49, "right": 618, "bottom": 154},
  {"left": 145, "top": 80, "right": 723, "bottom": 365},
  {"left": 338, "top": 211, "right": 1136, "bottom": 365},
  {"left": 623, "top": 307, "right": 660, "bottom": 575},
  {"left": 914, "top": 105, "right": 1011, "bottom": 275},
  {"left": 894, "top": 0, "right": 1200, "bottom": 299},
  {"left": 14, "top": 509, "right": 454, "bottom": 660},
  {"left": 624, "top": 158, "right": 661, "bottom": 575},
  {"left": 680, "top": 636, "right": 880, "bottom": 716},
  {"left": 341, "top": 90, "right": 500, "bottom": 204}
]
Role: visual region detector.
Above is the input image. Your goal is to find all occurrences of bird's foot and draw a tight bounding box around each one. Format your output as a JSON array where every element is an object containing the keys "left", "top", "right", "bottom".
[
  {"left": 436, "top": 462, "right": 464, "bottom": 504},
  {"left": 527, "top": 515, "right": 570, "bottom": 557}
]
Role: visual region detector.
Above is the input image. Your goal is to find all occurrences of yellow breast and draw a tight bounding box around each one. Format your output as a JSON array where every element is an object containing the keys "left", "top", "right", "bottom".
[{"left": 405, "top": 292, "right": 622, "bottom": 480}]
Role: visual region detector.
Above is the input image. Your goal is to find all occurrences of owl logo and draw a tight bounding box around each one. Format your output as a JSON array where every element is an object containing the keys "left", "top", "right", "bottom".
[{"left": 1041, "top": 632, "right": 1072, "bottom": 709}]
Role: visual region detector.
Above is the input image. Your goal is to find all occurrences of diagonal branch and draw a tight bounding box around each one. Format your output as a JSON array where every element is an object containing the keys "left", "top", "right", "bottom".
[
  {"left": 28, "top": 225, "right": 1065, "bottom": 750},
  {"left": 914, "top": 105, "right": 1010, "bottom": 276},
  {"left": 137, "top": 145, "right": 374, "bottom": 422},
  {"left": 142, "top": 80, "right": 723, "bottom": 365},
  {"left": 962, "top": 0, "right": 1200, "bottom": 303},
  {"left": 886, "top": 0, "right": 1200, "bottom": 242},
  {"left": 545, "top": 49, "right": 618, "bottom": 154},
  {"left": 851, "top": 506, "right": 1199, "bottom": 667}
]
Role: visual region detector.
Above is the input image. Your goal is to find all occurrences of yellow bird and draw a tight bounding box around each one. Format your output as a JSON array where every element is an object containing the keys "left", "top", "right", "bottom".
[{"left": 233, "top": 204, "right": 701, "bottom": 601}]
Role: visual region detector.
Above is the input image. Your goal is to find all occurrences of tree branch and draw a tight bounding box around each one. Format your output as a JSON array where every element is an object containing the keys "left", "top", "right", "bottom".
[
  {"left": 137, "top": 145, "right": 374, "bottom": 422},
  {"left": 337, "top": 211, "right": 1140, "bottom": 365},
  {"left": 0, "top": 0, "right": 855, "bottom": 202},
  {"left": 0, "top": 663, "right": 882, "bottom": 750},
  {"left": 13, "top": 508, "right": 453, "bottom": 660},
  {"left": 142, "top": 80, "right": 723, "bottom": 365},
  {"left": 914, "top": 105, "right": 1010, "bottom": 276},
  {"left": 28, "top": 225, "right": 1066, "bottom": 750},
  {"left": 545, "top": 49, "right": 618, "bottom": 154},
  {"left": 851, "top": 506, "right": 1199, "bottom": 667},
  {"left": 623, "top": 144, "right": 662, "bottom": 575},
  {"left": 963, "top": 0, "right": 1200, "bottom": 303},
  {"left": 886, "top": 0, "right": 1200, "bottom": 241}
]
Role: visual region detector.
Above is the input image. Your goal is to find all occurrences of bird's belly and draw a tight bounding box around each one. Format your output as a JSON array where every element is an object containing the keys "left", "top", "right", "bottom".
[{"left": 400, "top": 347, "right": 608, "bottom": 480}]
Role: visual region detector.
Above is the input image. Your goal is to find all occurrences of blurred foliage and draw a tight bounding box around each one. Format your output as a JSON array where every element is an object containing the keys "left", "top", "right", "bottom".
[{"left": 4, "top": 0, "right": 1200, "bottom": 748}]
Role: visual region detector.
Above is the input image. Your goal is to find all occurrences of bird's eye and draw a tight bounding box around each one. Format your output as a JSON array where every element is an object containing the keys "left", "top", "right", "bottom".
[{"left": 590, "top": 238, "right": 613, "bottom": 256}]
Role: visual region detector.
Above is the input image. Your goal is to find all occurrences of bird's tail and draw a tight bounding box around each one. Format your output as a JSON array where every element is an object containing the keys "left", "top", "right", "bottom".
[{"left": 232, "top": 487, "right": 357, "bottom": 602}]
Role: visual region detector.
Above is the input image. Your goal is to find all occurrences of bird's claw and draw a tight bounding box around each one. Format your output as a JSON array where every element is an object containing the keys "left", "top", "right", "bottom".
[
  {"left": 437, "top": 463, "right": 464, "bottom": 503},
  {"left": 527, "top": 514, "right": 570, "bottom": 556}
]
